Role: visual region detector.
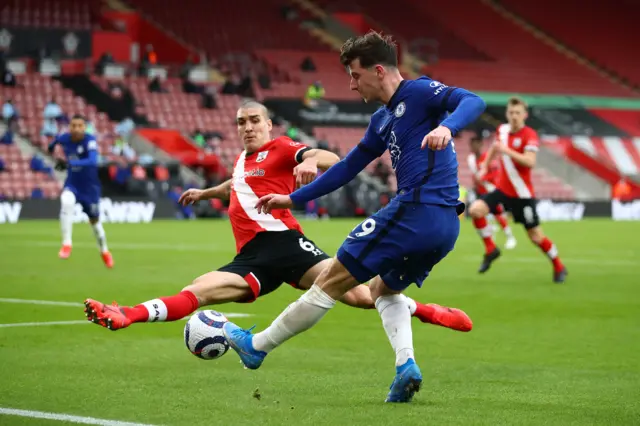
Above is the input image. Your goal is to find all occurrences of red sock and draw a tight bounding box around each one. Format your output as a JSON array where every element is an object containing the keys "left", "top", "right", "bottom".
[
  {"left": 473, "top": 217, "right": 496, "bottom": 254},
  {"left": 536, "top": 237, "right": 564, "bottom": 272},
  {"left": 123, "top": 291, "right": 199, "bottom": 323}
]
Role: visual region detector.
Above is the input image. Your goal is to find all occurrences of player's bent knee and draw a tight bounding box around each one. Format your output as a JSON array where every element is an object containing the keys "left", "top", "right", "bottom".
[
  {"left": 183, "top": 271, "right": 253, "bottom": 306},
  {"left": 368, "top": 276, "right": 400, "bottom": 301},
  {"left": 469, "top": 200, "right": 489, "bottom": 218},
  {"left": 316, "top": 257, "right": 360, "bottom": 300}
]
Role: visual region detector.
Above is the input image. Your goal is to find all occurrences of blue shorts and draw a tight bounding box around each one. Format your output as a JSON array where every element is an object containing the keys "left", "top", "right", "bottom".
[
  {"left": 337, "top": 199, "right": 460, "bottom": 291},
  {"left": 65, "top": 185, "right": 100, "bottom": 219}
]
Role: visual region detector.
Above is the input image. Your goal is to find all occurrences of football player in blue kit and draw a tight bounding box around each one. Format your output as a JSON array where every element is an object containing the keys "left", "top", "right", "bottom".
[
  {"left": 223, "top": 31, "right": 486, "bottom": 403},
  {"left": 48, "top": 114, "right": 114, "bottom": 268}
]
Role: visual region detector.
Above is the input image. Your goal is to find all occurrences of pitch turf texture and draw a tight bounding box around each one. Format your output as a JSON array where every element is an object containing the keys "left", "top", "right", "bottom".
[{"left": 0, "top": 219, "right": 638, "bottom": 426}]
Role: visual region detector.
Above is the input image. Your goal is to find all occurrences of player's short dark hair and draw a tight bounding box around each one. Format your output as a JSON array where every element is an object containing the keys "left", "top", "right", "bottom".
[
  {"left": 71, "top": 114, "right": 86, "bottom": 122},
  {"left": 507, "top": 96, "right": 528, "bottom": 110},
  {"left": 339, "top": 30, "right": 398, "bottom": 69},
  {"left": 237, "top": 101, "right": 269, "bottom": 119}
]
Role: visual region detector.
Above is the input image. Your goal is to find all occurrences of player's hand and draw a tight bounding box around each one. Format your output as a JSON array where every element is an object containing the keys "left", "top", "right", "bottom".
[
  {"left": 255, "top": 194, "right": 293, "bottom": 214},
  {"left": 178, "top": 188, "right": 204, "bottom": 206},
  {"left": 494, "top": 142, "right": 507, "bottom": 154},
  {"left": 293, "top": 160, "right": 318, "bottom": 188},
  {"left": 54, "top": 159, "right": 67, "bottom": 171},
  {"left": 421, "top": 125, "right": 452, "bottom": 150}
]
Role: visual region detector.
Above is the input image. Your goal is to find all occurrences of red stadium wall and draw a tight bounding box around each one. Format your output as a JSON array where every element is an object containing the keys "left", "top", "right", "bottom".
[
  {"left": 138, "top": 129, "right": 220, "bottom": 173},
  {"left": 92, "top": 31, "right": 132, "bottom": 63},
  {"left": 333, "top": 13, "right": 370, "bottom": 34},
  {"left": 100, "top": 11, "right": 194, "bottom": 63}
]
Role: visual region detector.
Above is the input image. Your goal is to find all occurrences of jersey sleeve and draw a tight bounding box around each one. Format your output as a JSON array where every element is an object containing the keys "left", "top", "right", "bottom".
[
  {"left": 277, "top": 137, "right": 312, "bottom": 168},
  {"left": 415, "top": 78, "right": 486, "bottom": 135},
  {"left": 524, "top": 128, "right": 539, "bottom": 152},
  {"left": 358, "top": 116, "right": 386, "bottom": 158}
]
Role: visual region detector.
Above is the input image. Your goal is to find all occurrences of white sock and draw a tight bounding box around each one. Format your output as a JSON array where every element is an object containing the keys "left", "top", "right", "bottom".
[
  {"left": 252, "top": 284, "right": 336, "bottom": 353},
  {"left": 375, "top": 294, "right": 415, "bottom": 367},
  {"left": 91, "top": 221, "right": 109, "bottom": 253},
  {"left": 504, "top": 226, "right": 514, "bottom": 238},
  {"left": 405, "top": 296, "right": 417, "bottom": 315},
  {"left": 60, "top": 189, "right": 75, "bottom": 246},
  {"left": 141, "top": 299, "right": 168, "bottom": 322}
]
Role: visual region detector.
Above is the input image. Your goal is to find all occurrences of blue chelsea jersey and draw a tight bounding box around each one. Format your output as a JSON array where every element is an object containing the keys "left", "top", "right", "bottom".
[
  {"left": 57, "top": 132, "right": 101, "bottom": 199},
  {"left": 361, "top": 77, "right": 461, "bottom": 206}
]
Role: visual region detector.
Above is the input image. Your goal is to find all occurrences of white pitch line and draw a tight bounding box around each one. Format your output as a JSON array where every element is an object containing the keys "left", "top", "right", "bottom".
[
  {"left": 0, "top": 298, "right": 83, "bottom": 307},
  {"left": 0, "top": 407, "right": 159, "bottom": 426},
  {"left": 4, "top": 240, "right": 226, "bottom": 252},
  {"left": 0, "top": 320, "right": 88, "bottom": 328}
]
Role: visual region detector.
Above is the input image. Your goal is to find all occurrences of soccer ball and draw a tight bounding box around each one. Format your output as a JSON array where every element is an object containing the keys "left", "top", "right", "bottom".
[{"left": 184, "top": 310, "right": 230, "bottom": 360}]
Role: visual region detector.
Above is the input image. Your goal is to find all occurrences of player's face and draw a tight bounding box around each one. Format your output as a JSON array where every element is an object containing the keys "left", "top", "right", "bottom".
[
  {"left": 506, "top": 104, "right": 528, "bottom": 129},
  {"left": 347, "top": 59, "right": 384, "bottom": 103},
  {"left": 236, "top": 107, "right": 272, "bottom": 153},
  {"left": 69, "top": 119, "right": 86, "bottom": 140}
]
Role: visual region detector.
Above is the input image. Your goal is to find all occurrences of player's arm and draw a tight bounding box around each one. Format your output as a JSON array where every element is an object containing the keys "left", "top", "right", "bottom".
[
  {"left": 256, "top": 125, "right": 385, "bottom": 213},
  {"left": 47, "top": 138, "right": 59, "bottom": 154},
  {"left": 293, "top": 148, "right": 341, "bottom": 187},
  {"left": 438, "top": 88, "right": 487, "bottom": 136},
  {"left": 299, "top": 148, "right": 340, "bottom": 171},
  {"left": 202, "top": 179, "right": 232, "bottom": 200},
  {"left": 421, "top": 84, "right": 486, "bottom": 150},
  {"left": 498, "top": 144, "right": 537, "bottom": 168},
  {"left": 179, "top": 179, "right": 232, "bottom": 205}
]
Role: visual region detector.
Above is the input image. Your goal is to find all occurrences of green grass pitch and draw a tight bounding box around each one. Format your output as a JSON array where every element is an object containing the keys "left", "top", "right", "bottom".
[{"left": 0, "top": 219, "right": 639, "bottom": 425}]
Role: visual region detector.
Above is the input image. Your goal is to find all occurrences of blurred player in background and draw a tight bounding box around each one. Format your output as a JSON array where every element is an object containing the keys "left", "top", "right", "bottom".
[
  {"left": 48, "top": 114, "right": 113, "bottom": 268},
  {"left": 222, "top": 31, "right": 486, "bottom": 403},
  {"left": 467, "top": 134, "right": 517, "bottom": 253},
  {"left": 84, "top": 101, "right": 472, "bottom": 333},
  {"left": 469, "top": 97, "right": 567, "bottom": 283}
]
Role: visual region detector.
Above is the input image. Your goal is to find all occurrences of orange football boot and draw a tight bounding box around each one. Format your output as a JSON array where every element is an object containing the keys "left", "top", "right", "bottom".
[
  {"left": 414, "top": 303, "right": 473, "bottom": 332},
  {"left": 84, "top": 299, "right": 131, "bottom": 330},
  {"left": 58, "top": 245, "right": 72, "bottom": 259},
  {"left": 101, "top": 251, "right": 114, "bottom": 268}
]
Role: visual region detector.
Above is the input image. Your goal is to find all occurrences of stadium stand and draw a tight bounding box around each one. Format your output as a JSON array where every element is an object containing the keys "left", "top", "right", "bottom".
[
  {"left": 0, "top": 0, "right": 101, "bottom": 29},
  {"left": 307, "top": 0, "right": 635, "bottom": 97},
  {"left": 499, "top": 0, "right": 640, "bottom": 88},
  {"left": 3, "top": 74, "right": 116, "bottom": 157},
  {"left": 0, "top": 141, "right": 61, "bottom": 199}
]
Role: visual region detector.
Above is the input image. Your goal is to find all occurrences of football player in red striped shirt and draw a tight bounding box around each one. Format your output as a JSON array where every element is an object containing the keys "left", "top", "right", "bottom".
[{"left": 469, "top": 97, "right": 567, "bottom": 283}]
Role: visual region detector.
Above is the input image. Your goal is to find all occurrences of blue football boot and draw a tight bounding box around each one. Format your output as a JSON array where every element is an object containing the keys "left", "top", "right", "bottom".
[{"left": 222, "top": 322, "right": 267, "bottom": 370}]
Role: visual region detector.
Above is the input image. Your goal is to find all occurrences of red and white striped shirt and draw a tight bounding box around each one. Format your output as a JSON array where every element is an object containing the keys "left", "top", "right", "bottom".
[
  {"left": 228, "top": 136, "right": 310, "bottom": 253},
  {"left": 494, "top": 124, "right": 539, "bottom": 199},
  {"left": 467, "top": 151, "right": 499, "bottom": 195}
]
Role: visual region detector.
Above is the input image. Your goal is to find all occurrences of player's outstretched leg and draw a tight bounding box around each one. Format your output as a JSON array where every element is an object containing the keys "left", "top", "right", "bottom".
[
  {"left": 84, "top": 271, "right": 254, "bottom": 330},
  {"left": 302, "top": 260, "right": 472, "bottom": 332},
  {"left": 223, "top": 257, "right": 356, "bottom": 370},
  {"left": 370, "top": 278, "right": 422, "bottom": 403},
  {"left": 494, "top": 205, "right": 516, "bottom": 249},
  {"left": 469, "top": 200, "right": 501, "bottom": 273},
  {"left": 58, "top": 189, "right": 75, "bottom": 259},
  {"left": 88, "top": 218, "right": 113, "bottom": 268},
  {"left": 527, "top": 227, "right": 568, "bottom": 283}
]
